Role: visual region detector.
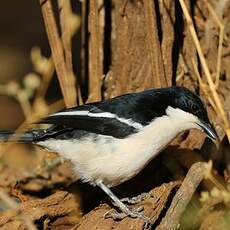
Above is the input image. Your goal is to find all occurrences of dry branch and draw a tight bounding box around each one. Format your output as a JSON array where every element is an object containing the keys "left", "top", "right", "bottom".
[
  {"left": 191, "top": 59, "right": 218, "bottom": 113},
  {"left": 76, "top": 181, "right": 181, "bottom": 230},
  {"left": 157, "top": 162, "right": 209, "bottom": 230},
  {"left": 39, "top": 0, "right": 76, "bottom": 108},
  {"left": 143, "top": 0, "right": 167, "bottom": 88},
  {"left": 88, "top": 0, "right": 102, "bottom": 102},
  {"left": 160, "top": 0, "right": 174, "bottom": 86},
  {"left": 0, "top": 191, "right": 81, "bottom": 229},
  {"left": 181, "top": 0, "right": 198, "bottom": 89},
  {"left": 31, "top": 47, "right": 55, "bottom": 101},
  {"left": 203, "top": 0, "right": 225, "bottom": 89},
  {"left": 58, "top": 0, "right": 82, "bottom": 104}
]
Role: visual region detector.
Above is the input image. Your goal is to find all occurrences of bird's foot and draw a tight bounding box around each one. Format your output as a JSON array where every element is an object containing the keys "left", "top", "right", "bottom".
[
  {"left": 104, "top": 206, "right": 150, "bottom": 228},
  {"left": 97, "top": 181, "right": 150, "bottom": 228},
  {"left": 104, "top": 209, "right": 128, "bottom": 220},
  {"left": 121, "top": 193, "right": 149, "bottom": 204}
]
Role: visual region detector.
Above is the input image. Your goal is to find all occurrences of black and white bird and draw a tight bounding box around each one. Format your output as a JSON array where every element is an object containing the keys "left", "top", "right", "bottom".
[{"left": 0, "top": 86, "right": 217, "bottom": 223}]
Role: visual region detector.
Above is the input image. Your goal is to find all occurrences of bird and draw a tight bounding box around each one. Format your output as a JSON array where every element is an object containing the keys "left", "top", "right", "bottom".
[{"left": 0, "top": 86, "right": 217, "bottom": 224}]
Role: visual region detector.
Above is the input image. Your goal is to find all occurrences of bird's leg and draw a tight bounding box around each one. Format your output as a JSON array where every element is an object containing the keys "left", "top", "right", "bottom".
[
  {"left": 121, "top": 193, "right": 150, "bottom": 204},
  {"left": 96, "top": 181, "right": 151, "bottom": 225}
]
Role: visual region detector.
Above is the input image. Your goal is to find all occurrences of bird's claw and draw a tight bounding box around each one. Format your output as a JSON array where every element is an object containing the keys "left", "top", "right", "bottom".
[
  {"left": 121, "top": 193, "right": 149, "bottom": 204},
  {"left": 104, "top": 209, "right": 127, "bottom": 220},
  {"left": 104, "top": 207, "right": 151, "bottom": 228}
]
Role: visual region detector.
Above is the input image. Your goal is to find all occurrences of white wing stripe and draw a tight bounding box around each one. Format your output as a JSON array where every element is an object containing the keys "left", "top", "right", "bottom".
[{"left": 50, "top": 111, "right": 143, "bottom": 129}]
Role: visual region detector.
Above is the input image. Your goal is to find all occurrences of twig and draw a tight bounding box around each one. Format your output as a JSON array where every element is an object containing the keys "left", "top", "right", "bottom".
[
  {"left": 156, "top": 162, "right": 209, "bottom": 230},
  {"left": 143, "top": 0, "right": 166, "bottom": 88},
  {"left": 215, "top": 25, "right": 225, "bottom": 89},
  {"left": 31, "top": 47, "right": 55, "bottom": 100},
  {"left": 58, "top": 0, "right": 74, "bottom": 75},
  {"left": 160, "top": 0, "right": 174, "bottom": 86},
  {"left": 88, "top": 0, "right": 102, "bottom": 102},
  {"left": 80, "top": 0, "right": 87, "bottom": 104},
  {"left": 39, "top": 0, "right": 76, "bottom": 108},
  {"left": 58, "top": 0, "right": 82, "bottom": 104},
  {"left": 203, "top": 0, "right": 225, "bottom": 89},
  {"left": 17, "top": 91, "right": 32, "bottom": 117},
  {"left": 179, "top": 0, "right": 230, "bottom": 142},
  {"left": 0, "top": 189, "right": 37, "bottom": 230},
  {"left": 191, "top": 59, "right": 218, "bottom": 114}
]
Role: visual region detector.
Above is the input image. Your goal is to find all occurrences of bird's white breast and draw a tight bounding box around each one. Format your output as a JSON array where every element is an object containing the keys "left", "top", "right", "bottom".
[{"left": 38, "top": 107, "right": 199, "bottom": 187}]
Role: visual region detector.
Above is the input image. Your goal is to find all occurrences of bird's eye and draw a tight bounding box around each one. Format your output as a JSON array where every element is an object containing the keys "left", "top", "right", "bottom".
[{"left": 191, "top": 104, "right": 198, "bottom": 113}]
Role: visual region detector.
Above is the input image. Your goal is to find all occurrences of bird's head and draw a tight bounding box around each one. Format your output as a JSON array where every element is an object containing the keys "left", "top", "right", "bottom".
[{"left": 164, "top": 86, "right": 218, "bottom": 141}]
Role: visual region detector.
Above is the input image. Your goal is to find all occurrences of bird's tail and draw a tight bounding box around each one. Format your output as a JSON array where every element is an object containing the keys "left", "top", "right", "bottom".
[{"left": 0, "top": 130, "right": 36, "bottom": 142}]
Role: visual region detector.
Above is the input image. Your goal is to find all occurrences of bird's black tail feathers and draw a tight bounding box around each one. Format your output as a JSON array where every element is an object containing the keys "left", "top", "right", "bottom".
[
  {"left": 0, "top": 130, "right": 37, "bottom": 142},
  {"left": 0, "top": 126, "right": 70, "bottom": 143}
]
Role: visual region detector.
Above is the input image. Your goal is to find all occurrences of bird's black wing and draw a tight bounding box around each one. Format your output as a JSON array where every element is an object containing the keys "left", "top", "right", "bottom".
[
  {"left": 92, "top": 90, "right": 167, "bottom": 125},
  {"left": 37, "top": 102, "right": 139, "bottom": 139},
  {"left": 37, "top": 89, "right": 168, "bottom": 139}
]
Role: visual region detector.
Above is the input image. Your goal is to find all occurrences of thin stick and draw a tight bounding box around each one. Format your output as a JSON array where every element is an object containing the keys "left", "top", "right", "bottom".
[
  {"left": 88, "top": 0, "right": 102, "bottom": 102},
  {"left": 58, "top": 0, "right": 82, "bottom": 104},
  {"left": 179, "top": 0, "right": 230, "bottom": 142},
  {"left": 39, "top": 0, "right": 76, "bottom": 108},
  {"left": 191, "top": 59, "right": 218, "bottom": 114},
  {"left": 143, "top": 0, "right": 166, "bottom": 88},
  {"left": 156, "top": 162, "right": 209, "bottom": 230},
  {"left": 17, "top": 92, "right": 32, "bottom": 118},
  {"left": 215, "top": 25, "right": 224, "bottom": 89},
  {"left": 80, "top": 0, "right": 87, "bottom": 103},
  {"left": 203, "top": 0, "right": 225, "bottom": 89},
  {"left": 35, "top": 59, "right": 54, "bottom": 100},
  {"left": 160, "top": 0, "right": 174, "bottom": 87},
  {"left": 203, "top": 0, "right": 223, "bottom": 28}
]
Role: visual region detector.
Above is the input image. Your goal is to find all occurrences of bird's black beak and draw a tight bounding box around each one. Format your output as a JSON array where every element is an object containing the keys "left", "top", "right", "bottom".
[{"left": 197, "top": 121, "right": 218, "bottom": 141}]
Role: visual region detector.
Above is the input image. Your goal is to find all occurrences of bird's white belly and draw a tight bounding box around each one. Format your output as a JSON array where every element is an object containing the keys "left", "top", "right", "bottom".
[
  {"left": 39, "top": 135, "right": 158, "bottom": 187},
  {"left": 38, "top": 113, "right": 190, "bottom": 187}
]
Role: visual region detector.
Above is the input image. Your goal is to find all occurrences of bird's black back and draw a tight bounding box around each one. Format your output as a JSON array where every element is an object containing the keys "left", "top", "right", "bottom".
[{"left": 35, "top": 86, "right": 209, "bottom": 140}]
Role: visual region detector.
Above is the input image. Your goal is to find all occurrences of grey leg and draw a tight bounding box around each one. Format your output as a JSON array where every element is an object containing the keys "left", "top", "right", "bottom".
[{"left": 96, "top": 181, "right": 151, "bottom": 225}]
